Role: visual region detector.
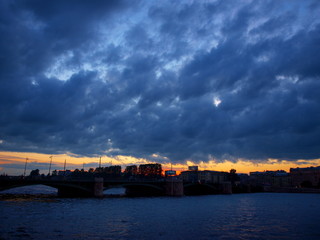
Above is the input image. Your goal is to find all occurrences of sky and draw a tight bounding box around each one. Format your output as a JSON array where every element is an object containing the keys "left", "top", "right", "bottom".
[{"left": 1, "top": 0, "right": 320, "bottom": 175}]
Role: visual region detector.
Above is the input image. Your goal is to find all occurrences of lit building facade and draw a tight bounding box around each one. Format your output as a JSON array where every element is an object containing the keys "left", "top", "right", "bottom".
[
  {"left": 249, "top": 170, "right": 291, "bottom": 187},
  {"left": 290, "top": 166, "right": 320, "bottom": 188},
  {"left": 180, "top": 170, "right": 228, "bottom": 183}
]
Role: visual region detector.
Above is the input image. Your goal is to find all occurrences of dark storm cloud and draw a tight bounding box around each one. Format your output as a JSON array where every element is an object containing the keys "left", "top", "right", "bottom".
[{"left": 1, "top": 0, "right": 320, "bottom": 164}]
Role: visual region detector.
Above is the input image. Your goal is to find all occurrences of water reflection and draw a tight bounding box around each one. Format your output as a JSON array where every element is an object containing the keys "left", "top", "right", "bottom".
[
  {"left": 1, "top": 192, "right": 320, "bottom": 239},
  {"left": 1, "top": 184, "right": 57, "bottom": 194},
  {"left": 103, "top": 187, "right": 126, "bottom": 196}
]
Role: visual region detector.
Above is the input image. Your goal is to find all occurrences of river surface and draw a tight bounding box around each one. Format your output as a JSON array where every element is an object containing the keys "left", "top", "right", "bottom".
[{"left": 1, "top": 185, "right": 320, "bottom": 240}]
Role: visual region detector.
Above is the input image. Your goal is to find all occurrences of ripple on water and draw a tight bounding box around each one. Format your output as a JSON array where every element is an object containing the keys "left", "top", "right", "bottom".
[{"left": 1, "top": 193, "right": 320, "bottom": 240}]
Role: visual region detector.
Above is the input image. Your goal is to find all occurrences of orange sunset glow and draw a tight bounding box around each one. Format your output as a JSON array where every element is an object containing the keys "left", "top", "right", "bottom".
[{"left": 1, "top": 151, "right": 320, "bottom": 176}]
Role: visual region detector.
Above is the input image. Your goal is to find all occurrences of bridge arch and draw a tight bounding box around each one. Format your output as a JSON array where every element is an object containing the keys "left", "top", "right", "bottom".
[
  {"left": 103, "top": 187, "right": 126, "bottom": 195},
  {"left": 184, "top": 183, "right": 220, "bottom": 195},
  {"left": 0, "top": 180, "right": 97, "bottom": 197},
  {"left": 0, "top": 184, "right": 57, "bottom": 194},
  {"left": 121, "top": 183, "right": 165, "bottom": 196}
]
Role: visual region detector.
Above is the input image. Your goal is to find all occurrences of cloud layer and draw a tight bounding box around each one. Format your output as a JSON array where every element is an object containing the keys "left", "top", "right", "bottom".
[{"left": 1, "top": 0, "right": 320, "bottom": 164}]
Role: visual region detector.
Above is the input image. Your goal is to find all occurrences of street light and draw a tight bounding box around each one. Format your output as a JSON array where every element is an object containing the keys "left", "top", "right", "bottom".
[
  {"left": 64, "top": 159, "right": 67, "bottom": 178},
  {"left": 48, "top": 156, "right": 53, "bottom": 176},
  {"left": 23, "top": 158, "right": 28, "bottom": 177}
]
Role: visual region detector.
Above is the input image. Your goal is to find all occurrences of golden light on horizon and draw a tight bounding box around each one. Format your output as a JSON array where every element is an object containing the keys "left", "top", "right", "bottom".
[{"left": 1, "top": 151, "right": 320, "bottom": 175}]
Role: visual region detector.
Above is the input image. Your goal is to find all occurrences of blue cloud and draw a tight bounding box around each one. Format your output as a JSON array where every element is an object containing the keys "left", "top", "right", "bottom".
[{"left": 0, "top": 0, "right": 320, "bottom": 163}]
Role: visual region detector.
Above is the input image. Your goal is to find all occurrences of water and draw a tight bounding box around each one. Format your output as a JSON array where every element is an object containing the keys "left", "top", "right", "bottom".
[{"left": 1, "top": 186, "right": 320, "bottom": 239}]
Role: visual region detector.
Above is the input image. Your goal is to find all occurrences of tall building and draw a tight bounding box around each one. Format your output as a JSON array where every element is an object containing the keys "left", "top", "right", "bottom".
[
  {"left": 249, "top": 170, "right": 291, "bottom": 187},
  {"left": 124, "top": 165, "right": 138, "bottom": 176},
  {"left": 138, "top": 164, "right": 162, "bottom": 177},
  {"left": 290, "top": 166, "right": 320, "bottom": 188},
  {"left": 180, "top": 170, "right": 228, "bottom": 183}
]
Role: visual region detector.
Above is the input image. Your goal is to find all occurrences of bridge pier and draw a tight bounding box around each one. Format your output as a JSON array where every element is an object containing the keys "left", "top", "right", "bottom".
[
  {"left": 222, "top": 182, "right": 232, "bottom": 194},
  {"left": 165, "top": 179, "right": 184, "bottom": 196},
  {"left": 57, "top": 178, "right": 104, "bottom": 198},
  {"left": 93, "top": 178, "right": 104, "bottom": 197}
]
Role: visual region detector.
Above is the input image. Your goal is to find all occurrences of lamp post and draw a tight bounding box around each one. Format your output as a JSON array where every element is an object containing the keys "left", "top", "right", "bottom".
[
  {"left": 171, "top": 162, "right": 173, "bottom": 196},
  {"left": 64, "top": 159, "right": 66, "bottom": 172},
  {"left": 23, "top": 158, "right": 28, "bottom": 177},
  {"left": 63, "top": 159, "right": 67, "bottom": 178},
  {"left": 48, "top": 156, "right": 53, "bottom": 176}
]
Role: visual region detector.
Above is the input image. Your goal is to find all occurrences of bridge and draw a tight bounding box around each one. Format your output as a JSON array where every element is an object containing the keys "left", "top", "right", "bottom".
[
  {"left": 0, "top": 177, "right": 186, "bottom": 197},
  {"left": 0, "top": 177, "right": 231, "bottom": 197}
]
